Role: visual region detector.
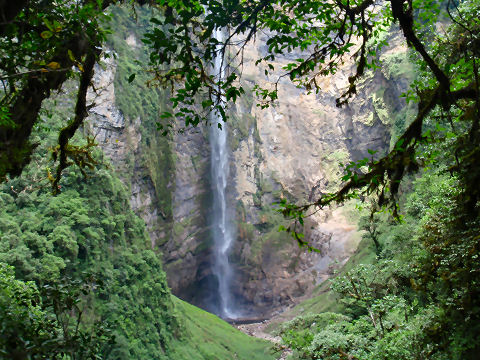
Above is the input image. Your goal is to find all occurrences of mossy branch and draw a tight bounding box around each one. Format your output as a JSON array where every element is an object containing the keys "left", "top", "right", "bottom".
[{"left": 50, "top": 51, "right": 98, "bottom": 194}]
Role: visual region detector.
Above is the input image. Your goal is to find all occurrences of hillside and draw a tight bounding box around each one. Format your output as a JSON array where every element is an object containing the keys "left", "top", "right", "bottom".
[{"left": 1, "top": 1, "right": 479, "bottom": 359}]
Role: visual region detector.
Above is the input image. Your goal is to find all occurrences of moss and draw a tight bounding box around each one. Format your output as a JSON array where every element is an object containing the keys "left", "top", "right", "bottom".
[
  {"left": 371, "top": 89, "right": 391, "bottom": 126},
  {"left": 239, "top": 222, "right": 256, "bottom": 240},
  {"left": 380, "top": 51, "right": 416, "bottom": 81},
  {"left": 108, "top": 6, "right": 176, "bottom": 224},
  {"left": 252, "top": 191, "right": 262, "bottom": 207},
  {"left": 193, "top": 236, "right": 214, "bottom": 255},
  {"left": 258, "top": 175, "right": 273, "bottom": 194},
  {"left": 190, "top": 155, "right": 202, "bottom": 172},
  {"left": 228, "top": 86, "right": 257, "bottom": 151},
  {"left": 253, "top": 122, "right": 262, "bottom": 144},
  {"left": 328, "top": 149, "right": 350, "bottom": 163},
  {"left": 321, "top": 149, "right": 350, "bottom": 191},
  {"left": 352, "top": 109, "right": 375, "bottom": 126},
  {"left": 252, "top": 166, "right": 275, "bottom": 207},
  {"left": 242, "top": 202, "right": 290, "bottom": 266},
  {"left": 173, "top": 221, "right": 185, "bottom": 237}
]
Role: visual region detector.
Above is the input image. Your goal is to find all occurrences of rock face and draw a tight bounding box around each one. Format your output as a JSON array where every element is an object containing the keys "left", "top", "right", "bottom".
[
  {"left": 86, "top": 53, "right": 161, "bottom": 249},
  {"left": 88, "top": 15, "right": 413, "bottom": 316},
  {"left": 222, "top": 30, "right": 413, "bottom": 314},
  {"left": 85, "top": 35, "right": 213, "bottom": 307},
  {"left": 164, "top": 125, "right": 213, "bottom": 304}
]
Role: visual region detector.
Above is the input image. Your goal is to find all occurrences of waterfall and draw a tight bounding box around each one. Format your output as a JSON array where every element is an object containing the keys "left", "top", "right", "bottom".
[{"left": 209, "top": 27, "right": 238, "bottom": 319}]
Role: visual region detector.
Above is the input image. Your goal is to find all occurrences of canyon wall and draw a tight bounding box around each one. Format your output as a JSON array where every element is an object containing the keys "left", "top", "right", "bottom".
[
  {"left": 225, "top": 31, "right": 415, "bottom": 314},
  {"left": 87, "top": 7, "right": 415, "bottom": 316}
]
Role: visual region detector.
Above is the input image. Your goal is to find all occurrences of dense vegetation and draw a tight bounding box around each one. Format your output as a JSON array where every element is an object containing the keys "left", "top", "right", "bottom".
[
  {"left": 275, "top": 170, "right": 479, "bottom": 359},
  {"left": 107, "top": 5, "right": 176, "bottom": 228},
  {"left": 267, "top": 1, "right": 480, "bottom": 358},
  {"left": 0, "top": 87, "right": 180, "bottom": 357},
  {"left": 0, "top": 5, "right": 272, "bottom": 359},
  {"left": 1, "top": 0, "right": 480, "bottom": 359},
  {"left": 0, "top": 81, "right": 273, "bottom": 358},
  {"left": 140, "top": 0, "right": 480, "bottom": 357}
]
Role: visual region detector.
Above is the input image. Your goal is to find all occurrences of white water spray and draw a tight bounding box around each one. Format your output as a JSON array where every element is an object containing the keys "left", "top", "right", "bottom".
[{"left": 209, "top": 27, "right": 238, "bottom": 319}]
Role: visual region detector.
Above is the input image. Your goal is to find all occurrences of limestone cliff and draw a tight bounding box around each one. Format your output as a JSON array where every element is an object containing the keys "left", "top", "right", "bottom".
[
  {"left": 85, "top": 6, "right": 214, "bottom": 307},
  {"left": 225, "top": 29, "right": 415, "bottom": 314},
  {"left": 86, "top": 8, "right": 414, "bottom": 316}
]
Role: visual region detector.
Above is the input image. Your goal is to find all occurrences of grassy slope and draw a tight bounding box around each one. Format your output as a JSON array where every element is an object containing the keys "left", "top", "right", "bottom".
[
  {"left": 266, "top": 237, "right": 376, "bottom": 332},
  {"left": 298, "top": 237, "right": 376, "bottom": 313},
  {"left": 170, "top": 298, "right": 275, "bottom": 360}
]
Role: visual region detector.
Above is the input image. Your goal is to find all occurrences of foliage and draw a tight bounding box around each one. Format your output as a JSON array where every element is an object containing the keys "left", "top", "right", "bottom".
[
  {"left": 107, "top": 5, "right": 176, "bottom": 224},
  {"left": 276, "top": 165, "right": 480, "bottom": 359},
  {"left": 0, "top": 8, "right": 277, "bottom": 357},
  {"left": 0, "top": 81, "right": 181, "bottom": 357},
  {"left": 0, "top": 0, "right": 116, "bottom": 185},
  {"left": 0, "top": 263, "right": 114, "bottom": 359},
  {"left": 2, "top": 0, "right": 478, "bottom": 241},
  {"left": 136, "top": 0, "right": 480, "bottom": 245},
  {"left": 0, "top": 1, "right": 171, "bottom": 193},
  {"left": 0, "top": 164, "right": 181, "bottom": 358},
  {"left": 1, "top": 0, "right": 478, "bottom": 222},
  {"left": 268, "top": 4, "right": 480, "bottom": 346},
  {"left": 2, "top": 0, "right": 480, "bottom": 358},
  {"left": 1, "top": 262, "right": 57, "bottom": 359}
]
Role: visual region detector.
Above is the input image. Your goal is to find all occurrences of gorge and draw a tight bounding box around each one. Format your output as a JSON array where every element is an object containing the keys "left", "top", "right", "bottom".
[
  {"left": 2, "top": 1, "right": 479, "bottom": 359},
  {"left": 86, "top": 5, "right": 412, "bottom": 318}
]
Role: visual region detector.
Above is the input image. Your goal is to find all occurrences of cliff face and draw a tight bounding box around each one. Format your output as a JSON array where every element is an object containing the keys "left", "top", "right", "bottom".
[
  {"left": 86, "top": 53, "right": 161, "bottom": 249},
  {"left": 165, "top": 125, "right": 213, "bottom": 303},
  {"left": 85, "top": 8, "right": 214, "bottom": 308},
  {"left": 224, "top": 31, "right": 414, "bottom": 313},
  {"left": 88, "top": 9, "right": 414, "bottom": 316},
  {"left": 87, "top": 51, "right": 215, "bottom": 306}
]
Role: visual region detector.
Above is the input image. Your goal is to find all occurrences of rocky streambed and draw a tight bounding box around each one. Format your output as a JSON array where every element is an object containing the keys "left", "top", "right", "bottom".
[{"left": 235, "top": 317, "right": 292, "bottom": 360}]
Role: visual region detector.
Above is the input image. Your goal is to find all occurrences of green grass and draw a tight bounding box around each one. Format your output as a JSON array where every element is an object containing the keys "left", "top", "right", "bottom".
[
  {"left": 169, "top": 298, "right": 275, "bottom": 360},
  {"left": 266, "top": 237, "right": 376, "bottom": 333}
]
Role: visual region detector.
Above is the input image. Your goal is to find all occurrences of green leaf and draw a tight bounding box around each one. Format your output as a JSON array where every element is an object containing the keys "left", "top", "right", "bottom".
[
  {"left": 127, "top": 74, "right": 136, "bottom": 83},
  {"left": 41, "top": 31, "right": 53, "bottom": 39},
  {"left": 201, "top": 100, "right": 214, "bottom": 109},
  {"left": 160, "top": 112, "right": 173, "bottom": 119},
  {"left": 43, "top": 18, "right": 54, "bottom": 31}
]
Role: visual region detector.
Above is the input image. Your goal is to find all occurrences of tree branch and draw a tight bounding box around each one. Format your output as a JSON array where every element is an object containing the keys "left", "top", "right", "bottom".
[
  {"left": 0, "top": 0, "right": 115, "bottom": 181},
  {"left": 51, "top": 51, "right": 98, "bottom": 193},
  {"left": 390, "top": 0, "right": 450, "bottom": 90},
  {"left": 0, "top": 0, "right": 29, "bottom": 36}
]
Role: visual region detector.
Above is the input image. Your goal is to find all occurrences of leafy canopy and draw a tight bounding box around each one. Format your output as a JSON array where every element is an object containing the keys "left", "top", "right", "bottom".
[
  {"left": 139, "top": 0, "right": 480, "bottom": 242},
  {"left": 1, "top": 1, "right": 479, "bottom": 224}
]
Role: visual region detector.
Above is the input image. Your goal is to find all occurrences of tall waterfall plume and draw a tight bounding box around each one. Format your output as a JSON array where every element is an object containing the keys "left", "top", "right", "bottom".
[{"left": 209, "top": 27, "right": 238, "bottom": 319}]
